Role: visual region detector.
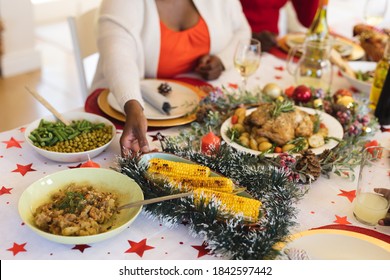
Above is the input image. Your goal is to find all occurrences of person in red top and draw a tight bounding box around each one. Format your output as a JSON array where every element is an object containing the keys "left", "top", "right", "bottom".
[{"left": 240, "top": 0, "right": 319, "bottom": 51}]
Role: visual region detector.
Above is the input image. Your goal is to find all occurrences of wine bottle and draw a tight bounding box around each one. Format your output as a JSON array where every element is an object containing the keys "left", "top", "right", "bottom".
[
  {"left": 374, "top": 61, "right": 390, "bottom": 125},
  {"left": 306, "top": 0, "right": 330, "bottom": 42},
  {"left": 369, "top": 37, "right": 390, "bottom": 110}
]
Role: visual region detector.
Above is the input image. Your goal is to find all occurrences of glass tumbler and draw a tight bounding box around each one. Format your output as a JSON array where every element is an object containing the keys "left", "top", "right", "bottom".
[{"left": 353, "top": 146, "right": 390, "bottom": 226}]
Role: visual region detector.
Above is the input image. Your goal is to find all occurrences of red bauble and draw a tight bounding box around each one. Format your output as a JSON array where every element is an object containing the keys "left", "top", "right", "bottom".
[{"left": 292, "top": 85, "right": 312, "bottom": 103}]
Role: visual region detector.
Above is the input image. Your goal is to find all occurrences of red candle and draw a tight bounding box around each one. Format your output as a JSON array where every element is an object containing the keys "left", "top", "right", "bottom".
[
  {"left": 80, "top": 156, "right": 100, "bottom": 168},
  {"left": 201, "top": 130, "right": 221, "bottom": 155}
]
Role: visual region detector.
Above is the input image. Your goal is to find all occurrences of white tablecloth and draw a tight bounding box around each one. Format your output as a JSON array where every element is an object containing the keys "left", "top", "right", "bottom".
[{"left": 1, "top": 53, "right": 389, "bottom": 260}]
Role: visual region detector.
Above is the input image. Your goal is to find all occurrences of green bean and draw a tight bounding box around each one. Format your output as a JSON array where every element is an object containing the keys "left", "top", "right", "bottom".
[{"left": 29, "top": 118, "right": 112, "bottom": 150}]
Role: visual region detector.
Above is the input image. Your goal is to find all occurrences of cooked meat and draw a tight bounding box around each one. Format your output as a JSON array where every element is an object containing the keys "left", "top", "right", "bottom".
[
  {"left": 245, "top": 106, "right": 315, "bottom": 146},
  {"left": 245, "top": 103, "right": 274, "bottom": 126},
  {"left": 253, "top": 111, "right": 296, "bottom": 145},
  {"left": 295, "top": 111, "right": 314, "bottom": 137}
]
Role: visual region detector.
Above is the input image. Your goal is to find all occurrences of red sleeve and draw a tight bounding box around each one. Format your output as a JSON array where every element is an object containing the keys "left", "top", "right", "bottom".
[
  {"left": 240, "top": 0, "right": 287, "bottom": 34},
  {"left": 291, "top": 0, "right": 320, "bottom": 28}
]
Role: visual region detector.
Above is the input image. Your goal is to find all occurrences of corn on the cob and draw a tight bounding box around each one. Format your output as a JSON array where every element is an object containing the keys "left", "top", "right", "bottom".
[
  {"left": 148, "top": 158, "right": 211, "bottom": 177},
  {"left": 193, "top": 188, "right": 262, "bottom": 222},
  {"left": 150, "top": 173, "right": 235, "bottom": 193}
]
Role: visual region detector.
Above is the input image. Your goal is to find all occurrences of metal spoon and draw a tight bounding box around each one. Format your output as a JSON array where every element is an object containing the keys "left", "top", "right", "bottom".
[{"left": 117, "top": 191, "right": 192, "bottom": 211}]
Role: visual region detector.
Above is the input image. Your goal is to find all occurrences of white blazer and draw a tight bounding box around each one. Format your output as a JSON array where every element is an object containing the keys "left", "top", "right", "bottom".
[{"left": 91, "top": 0, "right": 251, "bottom": 109}]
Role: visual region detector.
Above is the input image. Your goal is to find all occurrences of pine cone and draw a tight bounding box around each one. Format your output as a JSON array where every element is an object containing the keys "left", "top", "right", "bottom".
[
  {"left": 295, "top": 150, "right": 321, "bottom": 181},
  {"left": 158, "top": 82, "right": 172, "bottom": 96},
  {"left": 318, "top": 149, "right": 337, "bottom": 164},
  {"left": 196, "top": 104, "right": 215, "bottom": 123}
]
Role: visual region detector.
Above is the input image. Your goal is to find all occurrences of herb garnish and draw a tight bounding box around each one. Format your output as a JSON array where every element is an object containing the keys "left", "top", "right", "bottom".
[{"left": 54, "top": 191, "right": 86, "bottom": 214}]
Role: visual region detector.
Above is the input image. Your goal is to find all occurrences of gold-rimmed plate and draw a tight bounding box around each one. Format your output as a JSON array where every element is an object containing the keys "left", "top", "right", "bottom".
[
  {"left": 278, "top": 33, "right": 365, "bottom": 61},
  {"left": 107, "top": 79, "right": 201, "bottom": 120},
  {"left": 97, "top": 81, "right": 206, "bottom": 127},
  {"left": 278, "top": 229, "right": 390, "bottom": 259}
]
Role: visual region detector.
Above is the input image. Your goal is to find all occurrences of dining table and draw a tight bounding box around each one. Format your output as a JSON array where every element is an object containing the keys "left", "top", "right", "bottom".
[{"left": 1, "top": 48, "right": 390, "bottom": 261}]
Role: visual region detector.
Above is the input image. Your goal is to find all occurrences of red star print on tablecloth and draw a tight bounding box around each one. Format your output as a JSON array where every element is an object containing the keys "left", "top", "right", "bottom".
[
  {"left": 191, "top": 241, "right": 211, "bottom": 258},
  {"left": 7, "top": 242, "right": 27, "bottom": 256},
  {"left": 228, "top": 83, "right": 238, "bottom": 89},
  {"left": 337, "top": 189, "right": 356, "bottom": 203},
  {"left": 12, "top": 163, "right": 36, "bottom": 176},
  {"left": 334, "top": 215, "right": 352, "bottom": 225},
  {"left": 2, "top": 137, "right": 23, "bottom": 149},
  {"left": 149, "top": 133, "right": 165, "bottom": 142},
  {"left": 274, "top": 66, "right": 284, "bottom": 71},
  {"left": 72, "top": 244, "right": 91, "bottom": 253},
  {"left": 0, "top": 186, "right": 13, "bottom": 195},
  {"left": 125, "top": 238, "right": 154, "bottom": 257},
  {"left": 19, "top": 127, "right": 26, "bottom": 133}
]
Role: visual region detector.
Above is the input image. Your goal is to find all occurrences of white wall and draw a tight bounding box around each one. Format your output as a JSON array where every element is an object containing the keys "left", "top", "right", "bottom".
[
  {"left": 1, "top": 0, "right": 41, "bottom": 77},
  {"left": 33, "top": 0, "right": 101, "bottom": 24}
]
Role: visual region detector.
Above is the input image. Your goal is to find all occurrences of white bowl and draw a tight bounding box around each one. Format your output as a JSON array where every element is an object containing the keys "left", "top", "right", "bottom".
[
  {"left": 18, "top": 168, "right": 143, "bottom": 244},
  {"left": 24, "top": 112, "right": 116, "bottom": 163},
  {"left": 340, "top": 61, "right": 377, "bottom": 94}
]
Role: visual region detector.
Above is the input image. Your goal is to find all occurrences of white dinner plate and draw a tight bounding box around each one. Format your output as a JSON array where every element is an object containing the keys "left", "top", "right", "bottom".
[
  {"left": 107, "top": 79, "right": 200, "bottom": 120},
  {"left": 220, "top": 106, "right": 344, "bottom": 156},
  {"left": 280, "top": 229, "right": 390, "bottom": 260}
]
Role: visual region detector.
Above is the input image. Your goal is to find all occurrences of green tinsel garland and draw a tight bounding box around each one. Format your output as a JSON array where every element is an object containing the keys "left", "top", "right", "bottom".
[{"left": 117, "top": 137, "right": 305, "bottom": 260}]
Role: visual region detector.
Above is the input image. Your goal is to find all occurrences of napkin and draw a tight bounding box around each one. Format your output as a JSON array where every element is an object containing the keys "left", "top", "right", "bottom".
[{"left": 141, "top": 83, "right": 172, "bottom": 115}]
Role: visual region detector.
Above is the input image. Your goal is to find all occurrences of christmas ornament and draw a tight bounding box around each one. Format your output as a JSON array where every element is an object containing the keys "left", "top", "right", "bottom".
[
  {"left": 332, "top": 88, "right": 353, "bottom": 103},
  {"left": 336, "top": 95, "right": 355, "bottom": 108},
  {"left": 263, "top": 83, "right": 282, "bottom": 99},
  {"left": 292, "top": 85, "right": 312, "bottom": 103},
  {"left": 313, "top": 98, "right": 323, "bottom": 109}
]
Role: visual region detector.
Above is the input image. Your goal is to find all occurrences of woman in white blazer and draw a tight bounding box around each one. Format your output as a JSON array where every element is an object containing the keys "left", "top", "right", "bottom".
[{"left": 92, "top": 0, "right": 251, "bottom": 155}]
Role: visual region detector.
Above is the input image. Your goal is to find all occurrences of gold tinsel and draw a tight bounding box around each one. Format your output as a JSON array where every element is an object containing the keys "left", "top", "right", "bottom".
[{"left": 295, "top": 150, "right": 321, "bottom": 181}]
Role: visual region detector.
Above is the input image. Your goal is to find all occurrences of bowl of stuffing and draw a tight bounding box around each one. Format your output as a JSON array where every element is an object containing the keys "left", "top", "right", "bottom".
[
  {"left": 340, "top": 61, "right": 377, "bottom": 95},
  {"left": 24, "top": 111, "right": 116, "bottom": 163},
  {"left": 18, "top": 168, "right": 144, "bottom": 244}
]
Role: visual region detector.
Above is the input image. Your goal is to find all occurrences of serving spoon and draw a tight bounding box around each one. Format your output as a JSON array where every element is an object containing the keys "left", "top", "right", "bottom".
[
  {"left": 25, "top": 86, "right": 71, "bottom": 126},
  {"left": 117, "top": 191, "right": 193, "bottom": 211}
]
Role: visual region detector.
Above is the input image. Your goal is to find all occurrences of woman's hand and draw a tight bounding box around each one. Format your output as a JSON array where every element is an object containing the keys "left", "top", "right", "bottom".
[
  {"left": 252, "top": 31, "right": 277, "bottom": 52},
  {"left": 195, "top": 55, "right": 225, "bottom": 80},
  {"left": 374, "top": 188, "right": 390, "bottom": 226},
  {"left": 120, "top": 100, "right": 150, "bottom": 157}
]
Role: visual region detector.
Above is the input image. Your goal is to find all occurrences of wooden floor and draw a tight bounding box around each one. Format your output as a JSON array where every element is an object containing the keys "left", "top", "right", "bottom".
[{"left": 0, "top": 20, "right": 85, "bottom": 132}]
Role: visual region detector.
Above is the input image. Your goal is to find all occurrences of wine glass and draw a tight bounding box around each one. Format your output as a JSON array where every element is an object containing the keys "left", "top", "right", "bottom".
[
  {"left": 233, "top": 39, "right": 261, "bottom": 91},
  {"left": 364, "top": 0, "right": 388, "bottom": 27}
]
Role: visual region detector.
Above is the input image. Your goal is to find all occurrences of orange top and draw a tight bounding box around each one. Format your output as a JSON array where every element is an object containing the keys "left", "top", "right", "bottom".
[{"left": 157, "top": 17, "right": 210, "bottom": 78}]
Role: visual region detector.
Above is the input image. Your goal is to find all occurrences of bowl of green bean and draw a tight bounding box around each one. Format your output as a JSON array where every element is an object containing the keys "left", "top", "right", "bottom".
[{"left": 25, "top": 111, "right": 116, "bottom": 162}]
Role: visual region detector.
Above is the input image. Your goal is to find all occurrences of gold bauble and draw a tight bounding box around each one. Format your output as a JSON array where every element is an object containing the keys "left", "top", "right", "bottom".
[
  {"left": 263, "top": 83, "right": 283, "bottom": 99},
  {"left": 313, "top": 98, "right": 323, "bottom": 109},
  {"left": 336, "top": 96, "right": 355, "bottom": 108}
]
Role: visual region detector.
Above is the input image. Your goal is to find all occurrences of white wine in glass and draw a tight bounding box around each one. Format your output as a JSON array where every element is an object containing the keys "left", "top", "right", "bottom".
[
  {"left": 234, "top": 39, "right": 261, "bottom": 90},
  {"left": 364, "top": 0, "right": 388, "bottom": 27}
]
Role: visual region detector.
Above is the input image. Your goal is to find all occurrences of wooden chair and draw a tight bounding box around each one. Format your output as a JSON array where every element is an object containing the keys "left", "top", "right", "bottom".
[{"left": 67, "top": 8, "right": 98, "bottom": 101}]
